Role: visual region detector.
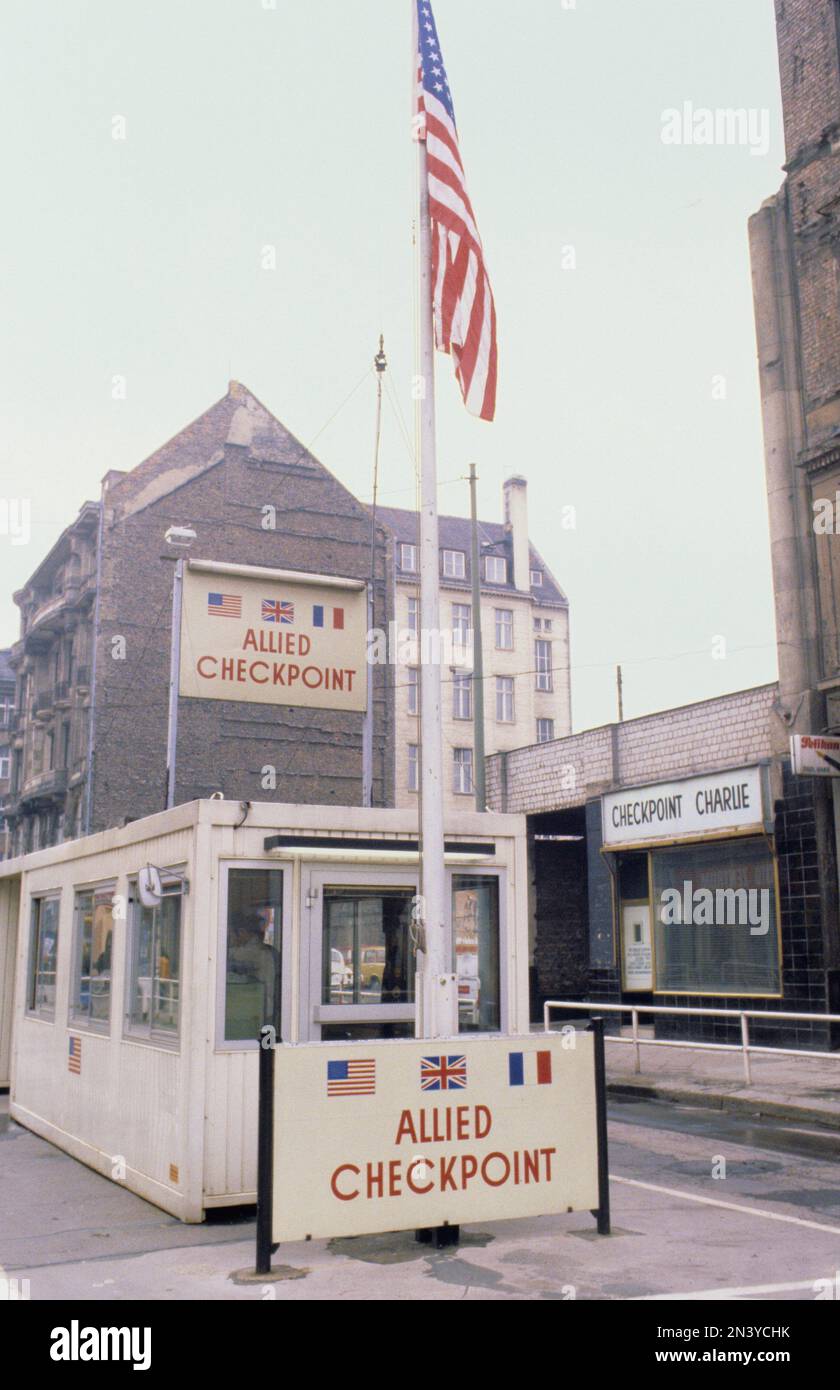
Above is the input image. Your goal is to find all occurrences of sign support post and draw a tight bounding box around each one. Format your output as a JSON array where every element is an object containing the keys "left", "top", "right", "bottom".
[
  {"left": 255, "top": 1026, "right": 276, "bottom": 1275},
  {"left": 587, "top": 1017, "right": 611, "bottom": 1235},
  {"left": 165, "top": 557, "right": 185, "bottom": 810}
]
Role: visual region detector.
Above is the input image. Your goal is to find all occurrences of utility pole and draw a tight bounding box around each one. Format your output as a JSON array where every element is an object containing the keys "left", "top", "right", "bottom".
[
  {"left": 469, "top": 464, "right": 486, "bottom": 811},
  {"left": 616, "top": 664, "right": 624, "bottom": 723},
  {"left": 363, "top": 335, "right": 387, "bottom": 808}
]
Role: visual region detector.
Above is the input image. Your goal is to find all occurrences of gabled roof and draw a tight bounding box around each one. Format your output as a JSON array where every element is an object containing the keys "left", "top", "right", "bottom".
[
  {"left": 376, "top": 505, "right": 568, "bottom": 606},
  {"left": 106, "top": 381, "right": 371, "bottom": 525}
]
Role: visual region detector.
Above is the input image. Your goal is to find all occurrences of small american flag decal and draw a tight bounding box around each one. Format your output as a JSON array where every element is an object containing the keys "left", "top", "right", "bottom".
[
  {"left": 207, "top": 592, "right": 242, "bottom": 618},
  {"left": 327, "top": 1058, "right": 376, "bottom": 1097},
  {"left": 68, "top": 1036, "right": 82, "bottom": 1074}
]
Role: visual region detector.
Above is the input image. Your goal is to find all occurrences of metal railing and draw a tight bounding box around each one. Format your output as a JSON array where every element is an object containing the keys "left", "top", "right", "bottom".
[{"left": 544, "top": 999, "right": 840, "bottom": 1085}]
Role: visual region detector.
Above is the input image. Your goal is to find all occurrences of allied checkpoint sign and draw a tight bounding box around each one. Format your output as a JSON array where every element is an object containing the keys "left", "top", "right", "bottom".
[
  {"left": 179, "top": 561, "right": 367, "bottom": 712},
  {"left": 272, "top": 1035, "right": 600, "bottom": 1242}
]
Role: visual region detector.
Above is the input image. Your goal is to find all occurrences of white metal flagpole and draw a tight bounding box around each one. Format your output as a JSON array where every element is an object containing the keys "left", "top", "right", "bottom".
[{"left": 413, "top": 0, "right": 457, "bottom": 1040}]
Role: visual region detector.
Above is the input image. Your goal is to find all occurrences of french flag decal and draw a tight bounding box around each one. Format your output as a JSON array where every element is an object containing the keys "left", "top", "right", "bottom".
[
  {"left": 508, "top": 1050, "right": 552, "bottom": 1086},
  {"left": 312, "top": 604, "right": 345, "bottom": 630}
]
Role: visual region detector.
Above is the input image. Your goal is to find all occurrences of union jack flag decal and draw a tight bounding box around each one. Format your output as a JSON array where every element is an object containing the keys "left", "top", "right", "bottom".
[
  {"left": 262, "top": 599, "right": 294, "bottom": 624},
  {"left": 420, "top": 1055, "right": 467, "bottom": 1091}
]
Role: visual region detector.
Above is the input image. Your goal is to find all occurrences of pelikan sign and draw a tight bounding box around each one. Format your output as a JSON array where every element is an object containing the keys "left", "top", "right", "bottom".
[{"left": 602, "top": 767, "right": 766, "bottom": 848}]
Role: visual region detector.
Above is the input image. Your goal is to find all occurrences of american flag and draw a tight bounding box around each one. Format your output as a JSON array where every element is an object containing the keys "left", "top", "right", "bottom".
[
  {"left": 420, "top": 1054, "right": 467, "bottom": 1091},
  {"left": 68, "top": 1036, "right": 82, "bottom": 1075},
  {"left": 207, "top": 592, "right": 242, "bottom": 618},
  {"left": 262, "top": 599, "right": 295, "bottom": 624},
  {"left": 327, "top": 1058, "right": 376, "bottom": 1097},
  {"left": 415, "top": 1, "right": 497, "bottom": 422}
]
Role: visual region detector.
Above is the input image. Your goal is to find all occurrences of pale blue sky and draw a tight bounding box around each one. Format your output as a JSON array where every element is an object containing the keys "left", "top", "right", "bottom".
[{"left": 0, "top": 0, "right": 784, "bottom": 730}]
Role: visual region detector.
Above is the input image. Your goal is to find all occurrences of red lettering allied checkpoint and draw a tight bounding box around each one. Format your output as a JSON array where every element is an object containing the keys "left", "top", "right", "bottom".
[{"left": 329, "top": 1147, "right": 558, "bottom": 1201}]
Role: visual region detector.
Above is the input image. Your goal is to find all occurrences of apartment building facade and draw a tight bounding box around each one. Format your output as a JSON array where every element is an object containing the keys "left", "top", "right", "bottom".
[
  {"left": 5, "top": 382, "right": 395, "bottom": 853},
  {"left": 379, "top": 476, "right": 571, "bottom": 813}
]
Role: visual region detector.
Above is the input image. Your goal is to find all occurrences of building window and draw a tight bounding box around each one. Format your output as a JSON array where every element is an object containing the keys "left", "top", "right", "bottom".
[
  {"left": 530, "top": 569, "right": 543, "bottom": 586},
  {"left": 224, "top": 868, "right": 283, "bottom": 1042},
  {"left": 453, "top": 673, "right": 473, "bottom": 720},
  {"left": 452, "top": 603, "right": 472, "bottom": 645},
  {"left": 651, "top": 839, "right": 780, "bottom": 996},
  {"left": 0, "top": 698, "right": 13, "bottom": 727},
  {"left": 496, "top": 676, "right": 515, "bottom": 723},
  {"left": 442, "top": 549, "right": 466, "bottom": 579},
  {"left": 495, "top": 608, "right": 513, "bottom": 650},
  {"left": 407, "top": 666, "right": 419, "bottom": 716},
  {"left": 534, "top": 617, "right": 552, "bottom": 632},
  {"left": 453, "top": 747, "right": 474, "bottom": 795},
  {"left": 537, "top": 718, "right": 555, "bottom": 743},
  {"left": 408, "top": 743, "right": 419, "bottom": 792},
  {"left": 454, "top": 875, "right": 500, "bottom": 1033},
  {"left": 484, "top": 554, "right": 507, "bottom": 584},
  {"left": 69, "top": 886, "right": 114, "bottom": 1030},
  {"left": 0, "top": 755, "right": 9, "bottom": 781},
  {"left": 27, "top": 895, "right": 60, "bottom": 1018},
  {"left": 399, "top": 542, "right": 418, "bottom": 572},
  {"left": 61, "top": 722, "right": 71, "bottom": 769},
  {"left": 407, "top": 595, "right": 419, "bottom": 634},
  {"left": 322, "top": 886, "right": 415, "bottom": 1006},
  {"left": 126, "top": 882, "right": 183, "bottom": 1040},
  {"left": 535, "top": 639, "right": 553, "bottom": 692}
]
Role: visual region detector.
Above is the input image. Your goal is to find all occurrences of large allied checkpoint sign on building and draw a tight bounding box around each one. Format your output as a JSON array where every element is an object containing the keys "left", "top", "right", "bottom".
[
  {"left": 271, "top": 1035, "right": 601, "bottom": 1242},
  {"left": 179, "top": 561, "right": 368, "bottom": 712}
]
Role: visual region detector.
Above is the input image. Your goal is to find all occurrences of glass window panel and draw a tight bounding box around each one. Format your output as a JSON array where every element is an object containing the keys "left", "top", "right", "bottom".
[
  {"left": 453, "top": 875, "right": 500, "bottom": 1033},
  {"left": 70, "top": 887, "right": 114, "bottom": 1027},
  {"left": 28, "top": 896, "right": 59, "bottom": 1017},
  {"left": 127, "top": 883, "right": 182, "bottom": 1038},
  {"left": 225, "top": 868, "right": 283, "bottom": 1041},
  {"left": 322, "top": 887, "right": 415, "bottom": 1006},
  {"left": 495, "top": 609, "right": 513, "bottom": 649},
  {"left": 651, "top": 839, "right": 779, "bottom": 995}
]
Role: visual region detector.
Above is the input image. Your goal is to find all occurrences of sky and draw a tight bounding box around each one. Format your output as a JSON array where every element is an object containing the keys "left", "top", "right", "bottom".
[{"left": 0, "top": 0, "right": 785, "bottom": 732}]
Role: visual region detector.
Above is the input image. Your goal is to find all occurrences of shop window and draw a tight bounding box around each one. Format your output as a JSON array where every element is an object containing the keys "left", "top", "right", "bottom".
[
  {"left": 27, "top": 894, "right": 60, "bottom": 1018},
  {"left": 651, "top": 839, "right": 780, "bottom": 996},
  {"left": 453, "top": 875, "right": 500, "bottom": 1033},
  {"left": 321, "top": 886, "right": 415, "bottom": 1007},
  {"left": 69, "top": 886, "right": 115, "bottom": 1030},
  {"left": 126, "top": 882, "right": 183, "bottom": 1040},
  {"left": 224, "top": 868, "right": 283, "bottom": 1042}
]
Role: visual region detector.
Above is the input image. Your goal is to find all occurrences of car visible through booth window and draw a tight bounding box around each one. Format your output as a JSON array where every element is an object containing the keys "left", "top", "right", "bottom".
[{"left": 322, "top": 887, "right": 415, "bottom": 1006}]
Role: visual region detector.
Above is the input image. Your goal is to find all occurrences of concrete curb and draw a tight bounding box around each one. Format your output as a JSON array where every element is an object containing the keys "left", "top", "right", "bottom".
[{"left": 607, "top": 1079, "right": 840, "bottom": 1137}]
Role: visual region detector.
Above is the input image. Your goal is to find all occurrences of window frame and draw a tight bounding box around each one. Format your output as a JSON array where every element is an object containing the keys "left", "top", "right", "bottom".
[
  {"left": 68, "top": 880, "right": 116, "bottom": 1034},
  {"left": 407, "top": 743, "right": 419, "bottom": 792},
  {"left": 536, "top": 718, "right": 555, "bottom": 744},
  {"left": 496, "top": 675, "right": 515, "bottom": 723},
  {"left": 495, "top": 608, "right": 514, "bottom": 650},
  {"left": 484, "top": 554, "right": 507, "bottom": 584},
  {"left": 124, "top": 868, "right": 187, "bottom": 1049},
  {"left": 406, "top": 595, "right": 419, "bottom": 635},
  {"left": 453, "top": 746, "right": 474, "bottom": 796},
  {"left": 399, "top": 542, "right": 418, "bottom": 572},
  {"left": 216, "top": 861, "right": 292, "bottom": 1051},
  {"left": 530, "top": 569, "right": 543, "bottom": 587},
  {"left": 452, "top": 672, "right": 473, "bottom": 721},
  {"left": 452, "top": 602, "right": 472, "bottom": 646},
  {"left": 442, "top": 548, "right": 466, "bottom": 580},
  {"left": 406, "top": 665, "right": 419, "bottom": 716},
  {"left": 450, "top": 869, "right": 507, "bottom": 1035},
  {"left": 26, "top": 892, "right": 61, "bottom": 1021},
  {"left": 535, "top": 638, "right": 553, "bottom": 692}
]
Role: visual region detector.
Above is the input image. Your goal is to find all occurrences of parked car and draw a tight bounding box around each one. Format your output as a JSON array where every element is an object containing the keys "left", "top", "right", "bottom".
[
  {"left": 330, "top": 948, "right": 351, "bottom": 994},
  {"left": 360, "top": 946, "right": 386, "bottom": 991}
]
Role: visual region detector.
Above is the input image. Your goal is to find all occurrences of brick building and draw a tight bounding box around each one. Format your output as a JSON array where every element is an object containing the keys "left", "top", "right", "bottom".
[
  {"left": 748, "top": 0, "right": 840, "bottom": 1022},
  {"left": 6, "top": 382, "right": 394, "bottom": 851},
  {"left": 488, "top": 684, "right": 837, "bottom": 1046},
  {"left": 379, "top": 476, "right": 571, "bottom": 813}
]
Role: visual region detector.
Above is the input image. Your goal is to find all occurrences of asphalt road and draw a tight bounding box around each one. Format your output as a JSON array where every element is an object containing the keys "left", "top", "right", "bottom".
[{"left": 1, "top": 1093, "right": 839, "bottom": 1300}]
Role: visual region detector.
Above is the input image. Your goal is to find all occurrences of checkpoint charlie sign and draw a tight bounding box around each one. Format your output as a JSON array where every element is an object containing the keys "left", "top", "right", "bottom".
[
  {"left": 602, "top": 766, "right": 766, "bottom": 848},
  {"left": 179, "top": 561, "right": 367, "bottom": 712},
  {"left": 270, "top": 1035, "right": 601, "bottom": 1242}
]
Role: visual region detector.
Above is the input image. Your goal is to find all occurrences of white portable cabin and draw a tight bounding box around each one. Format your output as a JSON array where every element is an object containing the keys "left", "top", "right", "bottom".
[{"left": 0, "top": 799, "right": 528, "bottom": 1221}]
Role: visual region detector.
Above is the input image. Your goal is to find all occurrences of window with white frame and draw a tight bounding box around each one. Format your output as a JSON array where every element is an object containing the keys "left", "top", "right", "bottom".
[
  {"left": 27, "top": 894, "right": 60, "bottom": 1018},
  {"left": 224, "top": 867, "right": 283, "bottom": 1042},
  {"left": 399, "top": 542, "right": 418, "bottom": 572},
  {"left": 407, "top": 743, "right": 419, "bottom": 792},
  {"left": 407, "top": 595, "right": 419, "bottom": 635},
  {"left": 537, "top": 718, "right": 555, "bottom": 744},
  {"left": 442, "top": 548, "right": 466, "bottom": 579},
  {"left": 453, "top": 874, "right": 500, "bottom": 1033},
  {"left": 126, "top": 880, "right": 183, "bottom": 1040},
  {"left": 530, "top": 569, "right": 543, "bottom": 586},
  {"left": 484, "top": 554, "right": 507, "bottom": 584},
  {"left": 453, "top": 747, "right": 474, "bottom": 795},
  {"left": 494, "top": 608, "right": 513, "bottom": 649},
  {"left": 452, "top": 603, "right": 472, "bottom": 645},
  {"left": 69, "top": 885, "right": 115, "bottom": 1029},
  {"left": 0, "top": 754, "right": 10, "bottom": 780},
  {"left": 496, "top": 675, "right": 515, "bottom": 722},
  {"left": 406, "top": 666, "right": 418, "bottom": 716},
  {"left": 452, "top": 672, "right": 473, "bottom": 720},
  {"left": 535, "top": 639, "right": 553, "bottom": 691}
]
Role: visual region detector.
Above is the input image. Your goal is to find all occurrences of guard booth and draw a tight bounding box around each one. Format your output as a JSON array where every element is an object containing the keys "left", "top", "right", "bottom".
[{"left": 0, "top": 798, "right": 527, "bottom": 1221}]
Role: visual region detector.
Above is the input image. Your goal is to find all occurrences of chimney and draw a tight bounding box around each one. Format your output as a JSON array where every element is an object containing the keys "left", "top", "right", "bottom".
[{"left": 503, "top": 476, "right": 530, "bottom": 593}]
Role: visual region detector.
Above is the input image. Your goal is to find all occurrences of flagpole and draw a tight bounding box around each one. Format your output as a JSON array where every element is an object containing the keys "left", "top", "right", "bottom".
[{"left": 414, "top": 0, "right": 457, "bottom": 1040}]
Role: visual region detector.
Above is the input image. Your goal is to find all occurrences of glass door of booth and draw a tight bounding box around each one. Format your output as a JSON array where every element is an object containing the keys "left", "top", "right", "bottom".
[{"left": 218, "top": 864, "right": 292, "bottom": 1048}]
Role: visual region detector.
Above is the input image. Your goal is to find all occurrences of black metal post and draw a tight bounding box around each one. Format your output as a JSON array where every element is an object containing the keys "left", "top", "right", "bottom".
[
  {"left": 588, "top": 1016, "right": 611, "bottom": 1235},
  {"left": 255, "top": 1025, "right": 276, "bottom": 1274}
]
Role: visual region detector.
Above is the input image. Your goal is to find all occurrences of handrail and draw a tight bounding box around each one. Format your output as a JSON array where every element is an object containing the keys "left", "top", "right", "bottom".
[{"left": 543, "top": 999, "right": 840, "bottom": 1085}]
